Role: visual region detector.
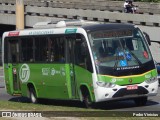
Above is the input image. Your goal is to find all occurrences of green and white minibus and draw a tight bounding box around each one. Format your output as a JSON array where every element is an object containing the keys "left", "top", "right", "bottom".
[{"left": 2, "top": 20, "right": 159, "bottom": 107}]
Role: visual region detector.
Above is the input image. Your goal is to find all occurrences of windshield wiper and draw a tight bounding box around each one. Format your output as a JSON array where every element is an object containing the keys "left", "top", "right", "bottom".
[{"left": 125, "top": 48, "right": 142, "bottom": 65}]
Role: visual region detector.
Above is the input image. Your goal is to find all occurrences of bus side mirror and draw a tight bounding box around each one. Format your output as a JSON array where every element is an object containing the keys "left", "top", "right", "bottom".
[{"left": 143, "top": 32, "right": 151, "bottom": 46}]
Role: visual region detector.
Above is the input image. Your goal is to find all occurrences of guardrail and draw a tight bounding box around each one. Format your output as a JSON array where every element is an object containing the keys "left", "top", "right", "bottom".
[{"left": 0, "top": 0, "right": 160, "bottom": 27}]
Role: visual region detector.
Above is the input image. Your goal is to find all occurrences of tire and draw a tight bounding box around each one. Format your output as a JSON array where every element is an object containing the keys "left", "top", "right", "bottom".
[
  {"left": 82, "top": 91, "right": 92, "bottom": 108},
  {"left": 29, "top": 87, "right": 38, "bottom": 104},
  {"left": 134, "top": 97, "right": 148, "bottom": 106}
]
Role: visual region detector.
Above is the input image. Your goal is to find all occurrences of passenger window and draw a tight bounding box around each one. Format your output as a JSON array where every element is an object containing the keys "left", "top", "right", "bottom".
[
  {"left": 20, "top": 38, "right": 34, "bottom": 62},
  {"left": 50, "top": 36, "right": 65, "bottom": 63}
]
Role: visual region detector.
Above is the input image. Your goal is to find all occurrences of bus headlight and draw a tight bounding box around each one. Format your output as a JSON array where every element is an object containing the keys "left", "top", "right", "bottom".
[
  {"left": 96, "top": 81, "right": 116, "bottom": 88},
  {"left": 145, "top": 77, "right": 157, "bottom": 84}
]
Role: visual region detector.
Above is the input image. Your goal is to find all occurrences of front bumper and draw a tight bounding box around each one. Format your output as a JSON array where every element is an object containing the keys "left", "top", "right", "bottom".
[{"left": 94, "top": 80, "right": 158, "bottom": 102}]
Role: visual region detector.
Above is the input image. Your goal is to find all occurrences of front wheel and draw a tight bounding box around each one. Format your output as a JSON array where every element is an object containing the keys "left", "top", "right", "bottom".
[
  {"left": 82, "top": 90, "right": 92, "bottom": 108},
  {"left": 134, "top": 97, "right": 148, "bottom": 106},
  {"left": 29, "top": 87, "right": 38, "bottom": 104}
]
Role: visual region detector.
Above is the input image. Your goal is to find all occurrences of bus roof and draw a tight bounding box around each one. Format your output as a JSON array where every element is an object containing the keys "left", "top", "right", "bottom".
[{"left": 3, "top": 21, "right": 136, "bottom": 38}]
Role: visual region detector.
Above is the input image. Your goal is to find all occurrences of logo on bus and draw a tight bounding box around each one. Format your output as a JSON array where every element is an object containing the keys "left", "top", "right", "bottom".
[
  {"left": 51, "top": 68, "right": 56, "bottom": 76},
  {"left": 19, "top": 64, "right": 30, "bottom": 83}
]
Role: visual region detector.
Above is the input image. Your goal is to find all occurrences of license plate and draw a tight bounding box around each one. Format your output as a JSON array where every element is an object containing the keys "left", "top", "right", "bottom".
[{"left": 127, "top": 85, "right": 138, "bottom": 90}]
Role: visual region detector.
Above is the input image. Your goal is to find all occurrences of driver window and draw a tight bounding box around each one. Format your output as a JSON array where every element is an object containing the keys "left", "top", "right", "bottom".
[{"left": 75, "top": 34, "right": 93, "bottom": 72}]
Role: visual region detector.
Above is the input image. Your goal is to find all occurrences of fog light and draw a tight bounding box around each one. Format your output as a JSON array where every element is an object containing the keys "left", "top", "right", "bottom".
[
  {"left": 113, "top": 89, "right": 117, "bottom": 91},
  {"left": 145, "top": 85, "right": 149, "bottom": 88},
  {"left": 105, "top": 94, "right": 109, "bottom": 97}
]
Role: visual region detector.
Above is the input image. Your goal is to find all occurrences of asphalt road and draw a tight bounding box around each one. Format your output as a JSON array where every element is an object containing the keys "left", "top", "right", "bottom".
[{"left": 0, "top": 68, "right": 160, "bottom": 111}]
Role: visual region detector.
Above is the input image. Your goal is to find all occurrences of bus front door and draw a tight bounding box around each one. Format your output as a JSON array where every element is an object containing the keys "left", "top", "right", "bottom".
[
  {"left": 7, "top": 40, "right": 21, "bottom": 95},
  {"left": 68, "top": 39, "right": 78, "bottom": 99}
]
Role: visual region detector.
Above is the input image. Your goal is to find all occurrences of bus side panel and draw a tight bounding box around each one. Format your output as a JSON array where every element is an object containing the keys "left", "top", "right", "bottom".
[
  {"left": 19, "top": 63, "right": 69, "bottom": 99},
  {"left": 4, "top": 63, "right": 13, "bottom": 95},
  {"left": 21, "top": 83, "right": 28, "bottom": 97},
  {"left": 20, "top": 63, "right": 95, "bottom": 101}
]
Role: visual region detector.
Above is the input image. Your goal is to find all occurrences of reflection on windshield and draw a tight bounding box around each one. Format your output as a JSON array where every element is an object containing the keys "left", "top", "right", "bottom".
[{"left": 89, "top": 28, "right": 152, "bottom": 68}]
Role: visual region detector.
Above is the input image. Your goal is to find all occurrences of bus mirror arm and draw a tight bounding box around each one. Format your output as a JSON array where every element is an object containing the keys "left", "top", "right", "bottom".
[
  {"left": 150, "top": 40, "right": 160, "bottom": 45},
  {"left": 143, "top": 32, "right": 151, "bottom": 46}
]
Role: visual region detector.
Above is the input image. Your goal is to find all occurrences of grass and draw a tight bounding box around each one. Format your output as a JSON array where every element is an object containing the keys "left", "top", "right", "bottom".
[{"left": 0, "top": 100, "right": 87, "bottom": 111}]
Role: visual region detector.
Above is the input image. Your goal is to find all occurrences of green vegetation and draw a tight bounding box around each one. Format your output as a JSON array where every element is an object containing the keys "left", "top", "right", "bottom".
[{"left": 0, "top": 100, "right": 87, "bottom": 111}]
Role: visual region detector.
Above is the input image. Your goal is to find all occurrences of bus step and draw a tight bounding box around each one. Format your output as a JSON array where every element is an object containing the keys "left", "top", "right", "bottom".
[{"left": 13, "top": 93, "right": 22, "bottom": 96}]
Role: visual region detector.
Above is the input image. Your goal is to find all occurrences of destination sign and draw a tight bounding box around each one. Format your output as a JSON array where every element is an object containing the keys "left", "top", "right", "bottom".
[{"left": 92, "top": 29, "right": 133, "bottom": 39}]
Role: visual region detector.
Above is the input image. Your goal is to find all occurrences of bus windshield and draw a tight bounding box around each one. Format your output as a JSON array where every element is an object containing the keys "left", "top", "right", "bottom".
[{"left": 88, "top": 28, "right": 152, "bottom": 74}]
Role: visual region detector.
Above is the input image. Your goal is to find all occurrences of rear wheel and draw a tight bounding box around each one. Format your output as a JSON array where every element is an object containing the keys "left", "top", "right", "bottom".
[
  {"left": 29, "top": 87, "right": 38, "bottom": 104},
  {"left": 134, "top": 97, "right": 148, "bottom": 106}
]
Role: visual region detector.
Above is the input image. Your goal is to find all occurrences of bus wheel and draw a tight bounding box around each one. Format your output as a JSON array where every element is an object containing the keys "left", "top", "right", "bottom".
[
  {"left": 29, "top": 87, "right": 38, "bottom": 104},
  {"left": 134, "top": 97, "right": 148, "bottom": 106},
  {"left": 82, "top": 91, "right": 92, "bottom": 108}
]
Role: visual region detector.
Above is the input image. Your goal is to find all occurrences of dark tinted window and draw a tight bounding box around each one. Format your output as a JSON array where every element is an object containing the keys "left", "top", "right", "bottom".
[
  {"left": 20, "top": 36, "right": 65, "bottom": 63},
  {"left": 21, "top": 38, "right": 34, "bottom": 62}
]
